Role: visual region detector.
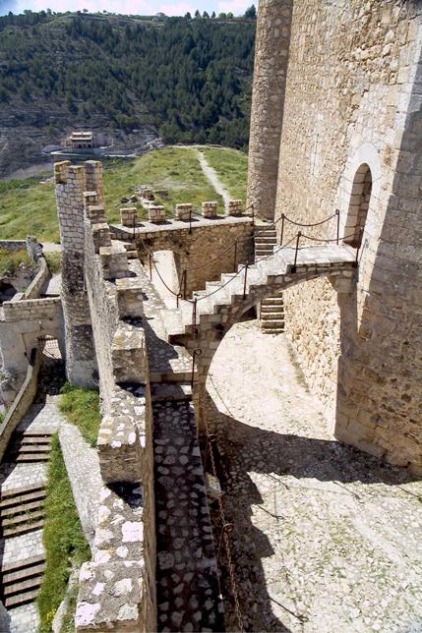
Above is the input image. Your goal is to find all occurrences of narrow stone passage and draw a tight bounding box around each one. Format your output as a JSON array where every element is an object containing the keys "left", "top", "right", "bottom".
[{"left": 153, "top": 399, "right": 224, "bottom": 632}]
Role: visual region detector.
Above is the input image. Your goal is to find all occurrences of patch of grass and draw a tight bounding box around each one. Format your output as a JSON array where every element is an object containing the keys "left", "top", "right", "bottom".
[
  {"left": 59, "top": 383, "right": 101, "bottom": 447},
  {"left": 0, "top": 146, "right": 238, "bottom": 238},
  {"left": 37, "top": 435, "right": 91, "bottom": 633},
  {"left": 201, "top": 147, "right": 248, "bottom": 204},
  {"left": 0, "top": 178, "right": 58, "bottom": 242},
  {"left": 44, "top": 251, "right": 61, "bottom": 275},
  {"left": 104, "top": 147, "right": 225, "bottom": 222},
  {"left": 0, "top": 247, "right": 35, "bottom": 276}
]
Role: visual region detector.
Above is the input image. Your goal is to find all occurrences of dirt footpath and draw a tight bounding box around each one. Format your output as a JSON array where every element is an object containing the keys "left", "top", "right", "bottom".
[{"left": 207, "top": 320, "right": 422, "bottom": 633}]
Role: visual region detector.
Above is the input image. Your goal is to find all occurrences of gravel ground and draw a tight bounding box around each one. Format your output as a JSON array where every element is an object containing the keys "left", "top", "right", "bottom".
[{"left": 206, "top": 320, "right": 422, "bottom": 633}]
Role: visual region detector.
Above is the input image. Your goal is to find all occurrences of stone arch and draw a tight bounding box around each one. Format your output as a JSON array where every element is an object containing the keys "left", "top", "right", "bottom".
[
  {"left": 336, "top": 142, "right": 382, "bottom": 246},
  {"left": 343, "top": 163, "right": 373, "bottom": 247},
  {"left": 178, "top": 264, "right": 355, "bottom": 392}
]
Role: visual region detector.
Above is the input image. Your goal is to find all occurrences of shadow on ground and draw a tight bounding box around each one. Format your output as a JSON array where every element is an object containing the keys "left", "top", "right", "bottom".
[{"left": 203, "top": 391, "right": 419, "bottom": 632}]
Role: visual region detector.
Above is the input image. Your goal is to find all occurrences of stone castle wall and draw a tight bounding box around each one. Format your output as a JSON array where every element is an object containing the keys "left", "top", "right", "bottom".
[
  {"left": 266, "top": 0, "right": 422, "bottom": 471},
  {"left": 134, "top": 218, "right": 254, "bottom": 296},
  {"left": 247, "top": 0, "right": 293, "bottom": 219}
]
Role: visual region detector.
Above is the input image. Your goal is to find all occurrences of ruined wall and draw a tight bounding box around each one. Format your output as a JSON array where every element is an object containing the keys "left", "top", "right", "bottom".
[
  {"left": 55, "top": 161, "right": 98, "bottom": 387},
  {"left": 247, "top": 0, "right": 293, "bottom": 220},
  {"left": 270, "top": 0, "right": 422, "bottom": 471},
  {"left": 135, "top": 218, "right": 254, "bottom": 295},
  {"left": 0, "top": 297, "right": 63, "bottom": 404}
]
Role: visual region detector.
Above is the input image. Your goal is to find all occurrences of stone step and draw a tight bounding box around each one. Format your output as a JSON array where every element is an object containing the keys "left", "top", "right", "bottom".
[
  {"left": 2, "top": 561, "right": 45, "bottom": 586},
  {"left": 255, "top": 235, "right": 277, "bottom": 243},
  {"left": 0, "top": 487, "right": 46, "bottom": 508},
  {"left": 4, "top": 587, "right": 40, "bottom": 608},
  {"left": 2, "top": 553, "right": 45, "bottom": 574},
  {"left": 262, "top": 328, "right": 285, "bottom": 334},
  {"left": 261, "top": 304, "right": 285, "bottom": 313},
  {"left": 2, "top": 498, "right": 45, "bottom": 518},
  {"left": 14, "top": 434, "right": 52, "bottom": 442},
  {"left": 261, "top": 319, "right": 285, "bottom": 328},
  {"left": 3, "top": 518, "right": 44, "bottom": 538},
  {"left": 9, "top": 444, "right": 51, "bottom": 456},
  {"left": 13, "top": 454, "right": 50, "bottom": 463},
  {"left": 2, "top": 573, "right": 43, "bottom": 598},
  {"left": 2, "top": 508, "right": 45, "bottom": 528}
]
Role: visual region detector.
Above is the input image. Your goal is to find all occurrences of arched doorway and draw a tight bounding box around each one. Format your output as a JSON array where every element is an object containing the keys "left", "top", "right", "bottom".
[{"left": 344, "top": 163, "right": 372, "bottom": 247}]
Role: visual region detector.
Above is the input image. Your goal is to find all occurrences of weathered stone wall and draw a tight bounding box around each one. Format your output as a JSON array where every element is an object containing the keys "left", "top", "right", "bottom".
[
  {"left": 23, "top": 256, "right": 50, "bottom": 300},
  {"left": 60, "top": 162, "right": 157, "bottom": 631},
  {"left": 0, "top": 347, "right": 41, "bottom": 461},
  {"left": 0, "top": 297, "right": 63, "bottom": 404},
  {"left": 269, "top": 0, "right": 422, "bottom": 471},
  {"left": 247, "top": 0, "right": 293, "bottom": 220},
  {"left": 55, "top": 161, "right": 98, "bottom": 388},
  {"left": 134, "top": 218, "right": 254, "bottom": 296}
]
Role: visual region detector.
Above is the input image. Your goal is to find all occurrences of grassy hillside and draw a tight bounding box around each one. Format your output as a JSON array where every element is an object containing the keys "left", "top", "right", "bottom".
[
  {"left": 0, "top": 147, "right": 248, "bottom": 242},
  {"left": 0, "top": 11, "right": 254, "bottom": 159}
]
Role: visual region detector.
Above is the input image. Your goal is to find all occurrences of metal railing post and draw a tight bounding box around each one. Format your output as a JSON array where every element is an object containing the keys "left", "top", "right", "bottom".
[
  {"left": 182, "top": 269, "right": 187, "bottom": 300},
  {"left": 233, "top": 239, "right": 238, "bottom": 271},
  {"left": 191, "top": 347, "right": 203, "bottom": 389},
  {"left": 354, "top": 227, "right": 364, "bottom": 267},
  {"left": 335, "top": 209, "right": 340, "bottom": 244},
  {"left": 192, "top": 298, "right": 198, "bottom": 337},
  {"left": 148, "top": 254, "right": 152, "bottom": 280},
  {"left": 280, "top": 213, "right": 285, "bottom": 246},
  {"left": 242, "top": 263, "right": 249, "bottom": 300},
  {"left": 292, "top": 231, "right": 301, "bottom": 273}
]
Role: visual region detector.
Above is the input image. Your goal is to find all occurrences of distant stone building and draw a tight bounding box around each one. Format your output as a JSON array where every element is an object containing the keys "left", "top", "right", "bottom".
[
  {"left": 247, "top": 0, "right": 422, "bottom": 473},
  {"left": 63, "top": 131, "right": 95, "bottom": 150}
]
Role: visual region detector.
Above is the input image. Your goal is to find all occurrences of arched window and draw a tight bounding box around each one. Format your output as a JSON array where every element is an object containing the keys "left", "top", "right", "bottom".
[{"left": 344, "top": 163, "right": 372, "bottom": 247}]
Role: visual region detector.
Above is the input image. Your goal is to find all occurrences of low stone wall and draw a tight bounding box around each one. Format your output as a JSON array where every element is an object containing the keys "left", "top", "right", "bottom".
[
  {"left": 2, "top": 296, "right": 61, "bottom": 322},
  {"left": 0, "top": 240, "right": 26, "bottom": 252},
  {"left": 0, "top": 347, "right": 41, "bottom": 462},
  {"left": 23, "top": 256, "right": 51, "bottom": 300}
]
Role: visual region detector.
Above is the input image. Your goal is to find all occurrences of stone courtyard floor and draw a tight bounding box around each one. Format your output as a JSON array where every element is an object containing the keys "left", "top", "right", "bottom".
[{"left": 206, "top": 320, "right": 422, "bottom": 633}]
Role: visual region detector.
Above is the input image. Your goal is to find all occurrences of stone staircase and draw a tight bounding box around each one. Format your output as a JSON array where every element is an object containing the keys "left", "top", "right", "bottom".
[
  {"left": 0, "top": 401, "right": 61, "bottom": 631},
  {"left": 254, "top": 224, "right": 285, "bottom": 334},
  {"left": 163, "top": 244, "right": 356, "bottom": 342}
]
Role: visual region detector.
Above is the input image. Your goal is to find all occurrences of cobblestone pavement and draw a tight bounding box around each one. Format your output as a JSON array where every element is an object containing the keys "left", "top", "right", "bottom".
[
  {"left": 154, "top": 400, "right": 225, "bottom": 632},
  {"left": 206, "top": 321, "right": 422, "bottom": 633}
]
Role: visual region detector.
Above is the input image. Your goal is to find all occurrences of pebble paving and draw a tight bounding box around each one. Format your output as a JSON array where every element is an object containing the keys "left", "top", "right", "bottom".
[
  {"left": 207, "top": 320, "right": 422, "bottom": 633},
  {"left": 154, "top": 400, "right": 224, "bottom": 632}
]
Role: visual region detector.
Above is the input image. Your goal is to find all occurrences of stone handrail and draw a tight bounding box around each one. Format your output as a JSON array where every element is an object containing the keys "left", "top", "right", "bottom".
[
  {"left": 0, "top": 347, "right": 42, "bottom": 462},
  {"left": 24, "top": 256, "right": 51, "bottom": 299}
]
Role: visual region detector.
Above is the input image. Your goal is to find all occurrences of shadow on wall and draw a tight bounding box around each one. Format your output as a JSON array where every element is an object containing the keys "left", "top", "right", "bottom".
[{"left": 202, "top": 389, "right": 416, "bottom": 632}]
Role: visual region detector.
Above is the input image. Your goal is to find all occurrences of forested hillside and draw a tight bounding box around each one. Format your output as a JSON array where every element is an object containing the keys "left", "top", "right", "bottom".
[{"left": 0, "top": 11, "right": 255, "bottom": 176}]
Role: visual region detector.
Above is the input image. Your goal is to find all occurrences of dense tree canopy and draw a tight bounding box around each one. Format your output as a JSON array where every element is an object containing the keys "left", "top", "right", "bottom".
[{"left": 0, "top": 12, "right": 255, "bottom": 149}]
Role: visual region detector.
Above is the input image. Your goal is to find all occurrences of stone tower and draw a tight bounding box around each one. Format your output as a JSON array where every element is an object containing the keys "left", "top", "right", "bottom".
[
  {"left": 248, "top": 0, "right": 422, "bottom": 473},
  {"left": 55, "top": 160, "right": 98, "bottom": 387},
  {"left": 246, "top": 0, "right": 293, "bottom": 220}
]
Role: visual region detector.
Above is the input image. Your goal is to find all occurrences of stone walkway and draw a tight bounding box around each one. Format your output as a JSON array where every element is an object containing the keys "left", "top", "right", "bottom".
[
  {"left": 154, "top": 399, "right": 225, "bottom": 632},
  {"left": 207, "top": 320, "right": 422, "bottom": 633},
  {"left": 197, "top": 150, "right": 231, "bottom": 211}
]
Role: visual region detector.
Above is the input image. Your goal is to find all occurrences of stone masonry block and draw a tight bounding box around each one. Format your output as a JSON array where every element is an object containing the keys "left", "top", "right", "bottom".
[{"left": 112, "top": 323, "right": 147, "bottom": 385}]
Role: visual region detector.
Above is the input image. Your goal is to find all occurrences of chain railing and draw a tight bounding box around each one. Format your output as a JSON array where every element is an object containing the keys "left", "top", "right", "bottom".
[{"left": 137, "top": 210, "right": 360, "bottom": 332}]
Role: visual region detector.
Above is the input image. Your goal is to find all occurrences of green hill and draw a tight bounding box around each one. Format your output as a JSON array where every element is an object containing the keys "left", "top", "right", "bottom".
[{"left": 0, "top": 11, "right": 255, "bottom": 176}]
